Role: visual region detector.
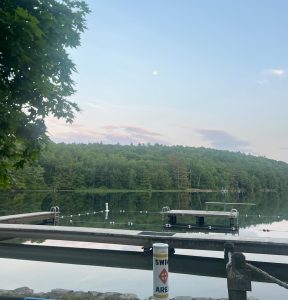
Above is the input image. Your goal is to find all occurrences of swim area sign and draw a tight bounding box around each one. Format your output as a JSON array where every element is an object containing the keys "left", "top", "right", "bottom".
[{"left": 153, "top": 243, "right": 169, "bottom": 300}]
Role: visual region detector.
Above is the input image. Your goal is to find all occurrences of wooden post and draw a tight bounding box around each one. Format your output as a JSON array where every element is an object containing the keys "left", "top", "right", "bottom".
[{"left": 226, "top": 252, "right": 251, "bottom": 300}]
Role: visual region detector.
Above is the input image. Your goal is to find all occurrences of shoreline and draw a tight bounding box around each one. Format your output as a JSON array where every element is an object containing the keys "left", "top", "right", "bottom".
[
  {"left": 1, "top": 188, "right": 217, "bottom": 193},
  {"left": 0, "top": 287, "right": 259, "bottom": 300}
]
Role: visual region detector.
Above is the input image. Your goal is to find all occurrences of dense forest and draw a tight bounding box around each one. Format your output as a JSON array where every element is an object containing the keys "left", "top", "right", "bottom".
[{"left": 7, "top": 143, "right": 288, "bottom": 192}]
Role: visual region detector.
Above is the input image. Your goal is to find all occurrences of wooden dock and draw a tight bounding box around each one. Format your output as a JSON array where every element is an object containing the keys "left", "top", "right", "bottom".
[
  {"left": 0, "top": 224, "right": 287, "bottom": 255},
  {"left": 0, "top": 212, "right": 56, "bottom": 224},
  {"left": 161, "top": 208, "right": 239, "bottom": 229},
  {"left": 0, "top": 243, "right": 287, "bottom": 283}
]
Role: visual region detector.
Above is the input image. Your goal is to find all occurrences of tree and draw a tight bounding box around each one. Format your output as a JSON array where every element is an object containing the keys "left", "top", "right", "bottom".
[{"left": 0, "top": 0, "right": 89, "bottom": 188}]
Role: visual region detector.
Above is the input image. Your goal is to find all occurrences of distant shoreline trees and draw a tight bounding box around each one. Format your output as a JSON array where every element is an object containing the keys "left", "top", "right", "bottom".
[{"left": 5, "top": 143, "right": 288, "bottom": 192}]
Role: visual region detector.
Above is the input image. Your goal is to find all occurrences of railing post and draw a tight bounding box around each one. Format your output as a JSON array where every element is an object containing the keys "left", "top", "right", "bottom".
[
  {"left": 226, "top": 252, "right": 251, "bottom": 300},
  {"left": 153, "top": 243, "right": 169, "bottom": 300}
]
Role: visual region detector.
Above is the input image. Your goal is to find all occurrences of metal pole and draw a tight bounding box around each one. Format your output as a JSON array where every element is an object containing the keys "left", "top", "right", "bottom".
[{"left": 153, "top": 243, "right": 169, "bottom": 300}]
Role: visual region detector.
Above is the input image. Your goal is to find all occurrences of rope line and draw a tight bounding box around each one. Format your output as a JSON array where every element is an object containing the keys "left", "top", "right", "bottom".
[
  {"left": 60, "top": 210, "right": 161, "bottom": 218},
  {"left": 246, "top": 262, "right": 288, "bottom": 289},
  {"left": 240, "top": 214, "right": 284, "bottom": 219},
  {"left": 60, "top": 219, "right": 164, "bottom": 228},
  {"left": 60, "top": 212, "right": 287, "bottom": 219},
  {"left": 259, "top": 229, "right": 288, "bottom": 233},
  {"left": 226, "top": 259, "right": 288, "bottom": 290}
]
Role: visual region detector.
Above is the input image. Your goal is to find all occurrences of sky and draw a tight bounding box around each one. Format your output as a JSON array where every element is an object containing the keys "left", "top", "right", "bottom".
[{"left": 47, "top": 0, "right": 288, "bottom": 163}]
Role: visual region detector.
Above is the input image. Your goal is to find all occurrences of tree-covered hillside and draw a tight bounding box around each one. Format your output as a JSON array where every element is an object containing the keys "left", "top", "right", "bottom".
[{"left": 8, "top": 143, "right": 288, "bottom": 191}]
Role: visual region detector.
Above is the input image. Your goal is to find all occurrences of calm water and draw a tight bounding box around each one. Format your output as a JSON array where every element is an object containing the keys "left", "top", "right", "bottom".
[{"left": 0, "top": 191, "right": 288, "bottom": 299}]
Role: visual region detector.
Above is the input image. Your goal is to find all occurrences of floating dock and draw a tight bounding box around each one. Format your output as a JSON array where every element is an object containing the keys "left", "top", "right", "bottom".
[
  {"left": 0, "top": 212, "right": 56, "bottom": 224},
  {"left": 0, "top": 207, "right": 59, "bottom": 226},
  {"left": 161, "top": 208, "right": 239, "bottom": 230},
  {"left": 205, "top": 202, "right": 256, "bottom": 206}
]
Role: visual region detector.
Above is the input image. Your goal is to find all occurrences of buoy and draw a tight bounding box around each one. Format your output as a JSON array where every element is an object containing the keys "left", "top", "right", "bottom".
[{"left": 153, "top": 243, "right": 169, "bottom": 300}]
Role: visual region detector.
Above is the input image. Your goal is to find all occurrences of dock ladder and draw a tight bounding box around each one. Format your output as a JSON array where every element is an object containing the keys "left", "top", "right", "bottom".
[{"left": 50, "top": 206, "right": 60, "bottom": 225}]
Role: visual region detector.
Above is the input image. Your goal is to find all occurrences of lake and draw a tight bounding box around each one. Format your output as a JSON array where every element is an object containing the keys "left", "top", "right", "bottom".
[{"left": 0, "top": 191, "right": 287, "bottom": 299}]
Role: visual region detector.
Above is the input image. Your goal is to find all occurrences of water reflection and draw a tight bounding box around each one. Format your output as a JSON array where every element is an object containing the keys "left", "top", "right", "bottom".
[
  {"left": 0, "top": 191, "right": 288, "bottom": 235},
  {"left": 0, "top": 191, "right": 288, "bottom": 299}
]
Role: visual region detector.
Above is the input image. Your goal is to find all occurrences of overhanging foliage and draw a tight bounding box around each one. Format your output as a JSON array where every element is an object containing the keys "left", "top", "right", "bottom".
[{"left": 0, "top": 0, "right": 89, "bottom": 187}]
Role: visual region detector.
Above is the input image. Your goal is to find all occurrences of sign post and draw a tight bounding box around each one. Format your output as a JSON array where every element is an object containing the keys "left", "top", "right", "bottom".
[{"left": 153, "top": 243, "right": 169, "bottom": 300}]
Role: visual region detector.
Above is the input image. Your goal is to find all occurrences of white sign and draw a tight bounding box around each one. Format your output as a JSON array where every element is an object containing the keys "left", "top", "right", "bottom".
[{"left": 153, "top": 243, "right": 169, "bottom": 300}]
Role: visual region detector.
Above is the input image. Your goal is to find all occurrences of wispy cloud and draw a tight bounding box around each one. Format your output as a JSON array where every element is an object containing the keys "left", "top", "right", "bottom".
[
  {"left": 123, "top": 126, "right": 162, "bottom": 137},
  {"left": 262, "top": 69, "right": 286, "bottom": 78},
  {"left": 46, "top": 118, "right": 168, "bottom": 145},
  {"left": 257, "top": 68, "right": 286, "bottom": 85},
  {"left": 86, "top": 102, "right": 105, "bottom": 110},
  {"left": 100, "top": 125, "right": 167, "bottom": 144},
  {"left": 256, "top": 79, "right": 270, "bottom": 86},
  {"left": 48, "top": 127, "right": 101, "bottom": 144},
  {"left": 197, "top": 129, "right": 251, "bottom": 152},
  {"left": 102, "top": 125, "right": 119, "bottom": 130}
]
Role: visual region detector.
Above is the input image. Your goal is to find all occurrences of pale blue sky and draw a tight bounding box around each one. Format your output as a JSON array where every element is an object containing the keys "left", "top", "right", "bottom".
[{"left": 47, "top": 0, "right": 288, "bottom": 162}]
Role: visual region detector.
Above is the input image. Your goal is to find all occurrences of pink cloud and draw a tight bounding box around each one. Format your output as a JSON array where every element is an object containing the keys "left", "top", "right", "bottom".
[
  {"left": 47, "top": 122, "right": 168, "bottom": 145},
  {"left": 101, "top": 125, "right": 120, "bottom": 130},
  {"left": 197, "top": 129, "right": 251, "bottom": 152}
]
